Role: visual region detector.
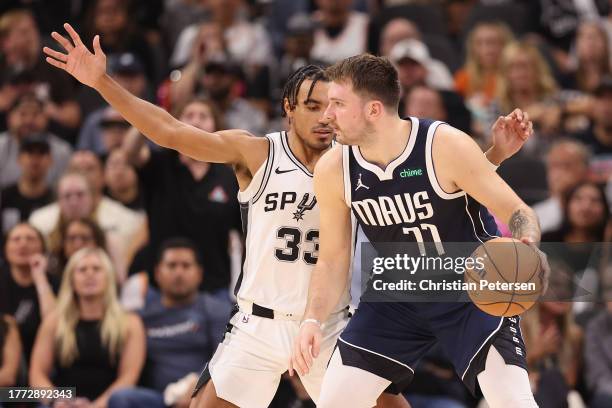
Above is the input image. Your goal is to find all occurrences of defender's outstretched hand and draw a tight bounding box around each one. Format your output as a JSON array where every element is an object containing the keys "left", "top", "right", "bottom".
[{"left": 43, "top": 23, "right": 106, "bottom": 88}]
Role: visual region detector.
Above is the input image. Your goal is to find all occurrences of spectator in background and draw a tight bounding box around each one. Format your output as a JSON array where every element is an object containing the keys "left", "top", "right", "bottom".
[
  {"left": 522, "top": 266, "right": 585, "bottom": 408},
  {"left": 390, "top": 35, "right": 477, "bottom": 135},
  {"left": 542, "top": 181, "right": 610, "bottom": 243},
  {"left": 29, "top": 171, "right": 94, "bottom": 243},
  {"left": 310, "top": 0, "right": 368, "bottom": 64},
  {"left": 389, "top": 39, "right": 454, "bottom": 94},
  {"left": 454, "top": 22, "right": 513, "bottom": 118},
  {"left": 170, "top": 57, "right": 267, "bottom": 135},
  {"left": 84, "top": 0, "right": 159, "bottom": 84},
  {"left": 491, "top": 41, "right": 561, "bottom": 150},
  {"left": 0, "top": 9, "right": 80, "bottom": 139},
  {"left": 534, "top": 140, "right": 590, "bottom": 233},
  {"left": 78, "top": 53, "right": 151, "bottom": 155},
  {"left": 104, "top": 149, "right": 143, "bottom": 211},
  {"left": 50, "top": 218, "right": 107, "bottom": 279},
  {"left": 584, "top": 299, "right": 612, "bottom": 408},
  {"left": 122, "top": 97, "right": 241, "bottom": 299},
  {"left": 78, "top": 106, "right": 130, "bottom": 156},
  {"left": 206, "top": 0, "right": 272, "bottom": 69},
  {"left": 171, "top": 0, "right": 273, "bottom": 110},
  {"left": 277, "top": 13, "right": 326, "bottom": 103},
  {"left": 159, "top": 0, "right": 209, "bottom": 54},
  {"left": 0, "top": 223, "right": 57, "bottom": 361},
  {"left": 31, "top": 152, "right": 144, "bottom": 282},
  {"left": 69, "top": 151, "right": 143, "bottom": 274},
  {"left": 379, "top": 17, "right": 421, "bottom": 57},
  {"left": 109, "top": 238, "right": 231, "bottom": 408},
  {"left": 542, "top": 181, "right": 610, "bottom": 279},
  {"left": 562, "top": 20, "right": 611, "bottom": 94},
  {"left": 0, "top": 92, "right": 72, "bottom": 189},
  {"left": 29, "top": 247, "right": 145, "bottom": 406},
  {"left": 0, "top": 135, "right": 54, "bottom": 237},
  {"left": 572, "top": 76, "right": 612, "bottom": 182},
  {"left": 403, "top": 85, "right": 447, "bottom": 121},
  {"left": 0, "top": 315, "right": 21, "bottom": 387}
]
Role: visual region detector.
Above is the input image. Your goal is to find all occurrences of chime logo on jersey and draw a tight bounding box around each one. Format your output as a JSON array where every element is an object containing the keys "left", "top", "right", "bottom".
[{"left": 352, "top": 190, "right": 434, "bottom": 226}]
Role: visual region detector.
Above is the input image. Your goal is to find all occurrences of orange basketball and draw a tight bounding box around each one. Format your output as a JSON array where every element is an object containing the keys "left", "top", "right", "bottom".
[{"left": 465, "top": 237, "right": 543, "bottom": 317}]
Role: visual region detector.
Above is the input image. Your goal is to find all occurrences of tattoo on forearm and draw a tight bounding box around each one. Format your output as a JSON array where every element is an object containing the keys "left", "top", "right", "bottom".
[{"left": 509, "top": 209, "right": 540, "bottom": 241}]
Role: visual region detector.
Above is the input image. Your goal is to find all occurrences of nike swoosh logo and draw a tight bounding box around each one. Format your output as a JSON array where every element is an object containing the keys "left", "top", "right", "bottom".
[{"left": 275, "top": 167, "right": 297, "bottom": 174}]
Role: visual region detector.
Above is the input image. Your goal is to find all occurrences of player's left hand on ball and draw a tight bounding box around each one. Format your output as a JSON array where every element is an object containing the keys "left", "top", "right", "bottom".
[{"left": 290, "top": 321, "right": 322, "bottom": 376}]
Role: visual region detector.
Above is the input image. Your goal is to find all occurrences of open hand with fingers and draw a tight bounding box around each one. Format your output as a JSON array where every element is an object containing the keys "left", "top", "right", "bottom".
[
  {"left": 289, "top": 320, "right": 323, "bottom": 377},
  {"left": 490, "top": 108, "right": 534, "bottom": 161},
  {"left": 43, "top": 23, "right": 107, "bottom": 88}
]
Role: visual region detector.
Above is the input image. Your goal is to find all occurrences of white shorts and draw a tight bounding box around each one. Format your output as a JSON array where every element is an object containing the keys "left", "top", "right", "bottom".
[{"left": 201, "top": 309, "right": 348, "bottom": 408}]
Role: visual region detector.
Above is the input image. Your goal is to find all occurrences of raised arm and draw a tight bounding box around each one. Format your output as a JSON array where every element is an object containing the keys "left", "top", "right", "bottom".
[
  {"left": 485, "top": 108, "right": 533, "bottom": 166},
  {"left": 43, "top": 24, "right": 266, "bottom": 173},
  {"left": 291, "top": 146, "right": 352, "bottom": 376},
  {"left": 434, "top": 124, "right": 540, "bottom": 242}
]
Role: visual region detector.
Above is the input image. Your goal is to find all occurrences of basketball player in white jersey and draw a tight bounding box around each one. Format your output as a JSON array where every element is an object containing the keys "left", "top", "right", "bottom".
[{"left": 44, "top": 25, "right": 533, "bottom": 408}]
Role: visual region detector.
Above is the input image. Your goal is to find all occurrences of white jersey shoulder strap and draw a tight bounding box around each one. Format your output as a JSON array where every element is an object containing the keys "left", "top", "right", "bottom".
[{"left": 237, "top": 132, "right": 281, "bottom": 204}]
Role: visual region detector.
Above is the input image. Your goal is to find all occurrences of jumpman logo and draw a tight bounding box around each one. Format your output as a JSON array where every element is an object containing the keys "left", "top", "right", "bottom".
[{"left": 355, "top": 173, "right": 369, "bottom": 191}]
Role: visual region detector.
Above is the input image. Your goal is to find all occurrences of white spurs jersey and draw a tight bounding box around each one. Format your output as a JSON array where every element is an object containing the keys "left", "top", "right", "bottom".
[{"left": 235, "top": 131, "right": 349, "bottom": 315}]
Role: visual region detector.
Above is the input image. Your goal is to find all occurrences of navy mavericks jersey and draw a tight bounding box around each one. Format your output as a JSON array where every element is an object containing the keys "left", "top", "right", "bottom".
[{"left": 342, "top": 117, "right": 499, "bottom": 249}]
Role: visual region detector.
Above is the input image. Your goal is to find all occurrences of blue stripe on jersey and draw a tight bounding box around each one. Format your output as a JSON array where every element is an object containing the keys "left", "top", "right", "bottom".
[{"left": 345, "top": 117, "right": 498, "bottom": 246}]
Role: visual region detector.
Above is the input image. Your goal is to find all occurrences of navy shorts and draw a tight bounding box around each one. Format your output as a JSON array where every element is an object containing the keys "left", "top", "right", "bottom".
[{"left": 336, "top": 301, "right": 527, "bottom": 395}]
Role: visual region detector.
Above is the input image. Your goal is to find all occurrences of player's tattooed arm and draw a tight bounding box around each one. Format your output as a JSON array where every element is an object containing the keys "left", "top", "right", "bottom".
[{"left": 509, "top": 207, "right": 541, "bottom": 243}]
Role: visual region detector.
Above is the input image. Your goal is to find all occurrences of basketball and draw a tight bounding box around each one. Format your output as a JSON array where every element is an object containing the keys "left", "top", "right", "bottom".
[{"left": 465, "top": 237, "right": 543, "bottom": 317}]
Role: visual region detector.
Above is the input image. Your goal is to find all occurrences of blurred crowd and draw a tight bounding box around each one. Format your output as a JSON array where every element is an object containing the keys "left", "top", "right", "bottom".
[{"left": 0, "top": 0, "right": 611, "bottom": 407}]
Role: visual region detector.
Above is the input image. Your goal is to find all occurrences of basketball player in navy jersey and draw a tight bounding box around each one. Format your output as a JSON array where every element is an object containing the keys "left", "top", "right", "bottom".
[
  {"left": 44, "top": 26, "right": 535, "bottom": 408},
  {"left": 292, "top": 54, "right": 548, "bottom": 408}
]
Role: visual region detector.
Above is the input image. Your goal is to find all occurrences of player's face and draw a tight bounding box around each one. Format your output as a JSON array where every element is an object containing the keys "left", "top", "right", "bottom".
[
  {"left": 289, "top": 79, "right": 335, "bottom": 151},
  {"left": 156, "top": 248, "right": 202, "bottom": 301},
  {"left": 324, "top": 81, "right": 370, "bottom": 145}
]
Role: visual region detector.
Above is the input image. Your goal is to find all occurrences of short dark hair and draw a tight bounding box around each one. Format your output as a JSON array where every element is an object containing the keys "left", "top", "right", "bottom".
[
  {"left": 281, "top": 65, "right": 328, "bottom": 117},
  {"left": 9, "top": 92, "right": 43, "bottom": 113},
  {"left": 172, "top": 96, "right": 224, "bottom": 131},
  {"left": 326, "top": 54, "right": 401, "bottom": 109},
  {"left": 4, "top": 222, "right": 47, "bottom": 258},
  {"left": 156, "top": 237, "right": 202, "bottom": 266}
]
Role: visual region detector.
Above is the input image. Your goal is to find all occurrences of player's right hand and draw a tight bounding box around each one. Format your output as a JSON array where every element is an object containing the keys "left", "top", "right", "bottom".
[
  {"left": 289, "top": 321, "right": 322, "bottom": 376},
  {"left": 43, "top": 23, "right": 107, "bottom": 89}
]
